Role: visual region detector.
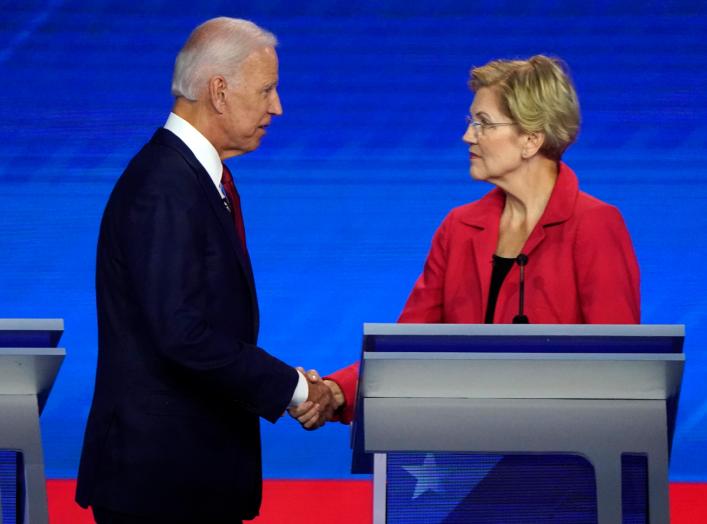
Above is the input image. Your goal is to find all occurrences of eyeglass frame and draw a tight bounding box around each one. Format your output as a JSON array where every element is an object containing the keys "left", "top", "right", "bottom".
[{"left": 465, "top": 115, "right": 517, "bottom": 136}]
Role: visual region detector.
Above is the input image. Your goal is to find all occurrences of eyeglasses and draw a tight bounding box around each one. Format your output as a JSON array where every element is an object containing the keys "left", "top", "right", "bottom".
[{"left": 465, "top": 115, "right": 516, "bottom": 136}]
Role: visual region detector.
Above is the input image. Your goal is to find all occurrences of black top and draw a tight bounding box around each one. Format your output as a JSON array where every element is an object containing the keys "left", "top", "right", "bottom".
[{"left": 485, "top": 255, "right": 515, "bottom": 323}]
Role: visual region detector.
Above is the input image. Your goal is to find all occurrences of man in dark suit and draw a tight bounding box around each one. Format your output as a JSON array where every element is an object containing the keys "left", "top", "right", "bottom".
[{"left": 76, "top": 17, "right": 334, "bottom": 524}]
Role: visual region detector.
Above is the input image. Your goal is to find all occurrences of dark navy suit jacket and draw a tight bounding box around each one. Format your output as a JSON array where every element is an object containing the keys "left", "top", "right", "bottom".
[{"left": 76, "top": 128, "right": 299, "bottom": 521}]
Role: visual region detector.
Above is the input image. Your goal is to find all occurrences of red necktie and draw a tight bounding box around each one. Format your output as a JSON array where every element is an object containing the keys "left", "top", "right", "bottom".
[{"left": 220, "top": 164, "right": 248, "bottom": 253}]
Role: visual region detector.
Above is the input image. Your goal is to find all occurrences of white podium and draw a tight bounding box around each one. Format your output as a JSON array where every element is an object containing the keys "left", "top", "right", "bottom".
[
  {"left": 351, "top": 324, "right": 684, "bottom": 524},
  {"left": 0, "top": 319, "right": 65, "bottom": 524}
]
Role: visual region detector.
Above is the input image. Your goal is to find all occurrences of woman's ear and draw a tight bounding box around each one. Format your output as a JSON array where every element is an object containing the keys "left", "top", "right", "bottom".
[{"left": 522, "top": 131, "right": 545, "bottom": 159}]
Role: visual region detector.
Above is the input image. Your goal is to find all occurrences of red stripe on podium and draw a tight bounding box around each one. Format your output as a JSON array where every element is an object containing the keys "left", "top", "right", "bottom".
[{"left": 46, "top": 479, "right": 706, "bottom": 523}]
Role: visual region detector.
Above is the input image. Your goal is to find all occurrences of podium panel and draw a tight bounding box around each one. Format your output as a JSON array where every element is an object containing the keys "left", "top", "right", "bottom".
[
  {"left": 352, "top": 324, "right": 684, "bottom": 524},
  {"left": 0, "top": 319, "right": 65, "bottom": 524}
]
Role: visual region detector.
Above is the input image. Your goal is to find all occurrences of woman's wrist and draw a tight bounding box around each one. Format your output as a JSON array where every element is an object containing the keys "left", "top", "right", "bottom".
[{"left": 323, "top": 379, "right": 345, "bottom": 410}]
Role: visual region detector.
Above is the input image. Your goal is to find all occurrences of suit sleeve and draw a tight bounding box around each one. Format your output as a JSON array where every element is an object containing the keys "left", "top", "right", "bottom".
[
  {"left": 120, "top": 181, "right": 298, "bottom": 423},
  {"left": 574, "top": 205, "right": 641, "bottom": 323},
  {"left": 398, "top": 213, "right": 450, "bottom": 322}
]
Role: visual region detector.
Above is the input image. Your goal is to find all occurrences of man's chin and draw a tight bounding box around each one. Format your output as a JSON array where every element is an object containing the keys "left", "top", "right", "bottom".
[
  {"left": 224, "top": 140, "right": 263, "bottom": 158},
  {"left": 248, "top": 138, "right": 263, "bottom": 152},
  {"left": 248, "top": 133, "right": 265, "bottom": 149}
]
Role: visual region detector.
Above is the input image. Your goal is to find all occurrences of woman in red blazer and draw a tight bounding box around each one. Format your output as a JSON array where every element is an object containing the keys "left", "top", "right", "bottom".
[{"left": 293, "top": 55, "right": 640, "bottom": 427}]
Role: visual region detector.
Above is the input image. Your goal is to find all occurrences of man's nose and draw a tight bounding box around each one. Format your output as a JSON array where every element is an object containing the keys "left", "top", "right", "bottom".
[{"left": 269, "top": 89, "right": 283, "bottom": 116}]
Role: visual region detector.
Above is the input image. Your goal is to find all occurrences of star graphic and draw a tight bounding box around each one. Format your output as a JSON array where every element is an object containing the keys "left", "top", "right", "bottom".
[{"left": 403, "top": 453, "right": 445, "bottom": 499}]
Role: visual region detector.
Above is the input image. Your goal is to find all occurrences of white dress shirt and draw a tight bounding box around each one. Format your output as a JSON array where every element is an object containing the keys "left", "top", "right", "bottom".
[{"left": 163, "top": 113, "right": 308, "bottom": 408}]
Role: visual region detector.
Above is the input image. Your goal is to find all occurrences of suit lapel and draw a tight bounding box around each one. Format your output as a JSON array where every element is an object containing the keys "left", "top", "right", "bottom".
[
  {"left": 459, "top": 188, "right": 504, "bottom": 316},
  {"left": 196, "top": 168, "right": 260, "bottom": 339},
  {"left": 152, "top": 128, "right": 260, "bottom": 338},
  {"left": 519, "top": 222, "right": 547, "bottom": 258},
  {"left": 521, "top": 162, "right": 579, "bottom": 257}
]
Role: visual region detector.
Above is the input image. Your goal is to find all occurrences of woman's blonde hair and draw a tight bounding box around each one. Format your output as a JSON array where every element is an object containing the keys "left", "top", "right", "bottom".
[{"left": 469, "top": 55, "right": 580, "bottom": 160}]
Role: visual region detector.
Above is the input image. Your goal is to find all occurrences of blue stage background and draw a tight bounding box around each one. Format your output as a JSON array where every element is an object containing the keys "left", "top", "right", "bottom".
[{"left": 1, "top": 1, "right": 706, "bottom": 482}]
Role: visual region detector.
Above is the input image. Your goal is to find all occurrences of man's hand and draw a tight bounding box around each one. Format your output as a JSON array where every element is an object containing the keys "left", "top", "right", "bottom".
[{"left": 288, "top": 368, "right": 344, "bottom": 430}]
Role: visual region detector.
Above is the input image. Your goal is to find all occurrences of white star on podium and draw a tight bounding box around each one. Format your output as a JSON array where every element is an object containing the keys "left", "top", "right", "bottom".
[{"left": 403, "top": 453, "right": 445, "bottom": 499}]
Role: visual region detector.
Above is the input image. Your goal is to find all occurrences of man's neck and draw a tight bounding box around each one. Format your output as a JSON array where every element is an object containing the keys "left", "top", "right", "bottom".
[{"left": 172, "top": 98, "right": 223, "bottom": 159}]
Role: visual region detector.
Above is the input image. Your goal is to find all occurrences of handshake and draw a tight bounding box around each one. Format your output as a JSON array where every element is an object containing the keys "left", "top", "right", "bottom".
[{"left": 288, "top": 368, "right": 345, "bottom": 430}]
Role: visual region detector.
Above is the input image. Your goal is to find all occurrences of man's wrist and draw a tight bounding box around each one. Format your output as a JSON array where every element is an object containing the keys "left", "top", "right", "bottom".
[{"left": 288, "top": 369, "right": 309, "bottom": 408}]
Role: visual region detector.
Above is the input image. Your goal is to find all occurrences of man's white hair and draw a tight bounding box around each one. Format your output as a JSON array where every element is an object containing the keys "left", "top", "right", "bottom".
[{"left": 171, "top": 17, "right": 277, "bottom": 101}]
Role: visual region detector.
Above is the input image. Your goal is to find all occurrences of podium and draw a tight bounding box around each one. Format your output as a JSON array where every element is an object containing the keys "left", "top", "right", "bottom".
[
  {"left": 351, "top": 324, "right": 684, "bottom": 524},
  {"left": 0, "top": 319, "right": 65, "bottom": 524}
]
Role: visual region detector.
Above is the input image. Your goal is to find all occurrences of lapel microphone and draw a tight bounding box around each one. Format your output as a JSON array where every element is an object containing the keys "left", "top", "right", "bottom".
[{"left": 512, "top": 253, "right": 530, "bottom": 324}]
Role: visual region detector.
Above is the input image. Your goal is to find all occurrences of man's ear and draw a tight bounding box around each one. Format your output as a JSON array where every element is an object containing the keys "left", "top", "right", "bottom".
[
  {"left": 521, "top": 131, "right": 545, "bottom": 159},
  {"left": 208, "top": 75, "right": 228, "bottom": 113}
]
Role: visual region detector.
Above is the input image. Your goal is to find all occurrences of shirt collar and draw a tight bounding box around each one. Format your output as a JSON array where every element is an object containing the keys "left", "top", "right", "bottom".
[
  {"left": 164, "top": 112, "right": 223, "bottom": 192},
  {"left": 459, "top": 162, "right": 579, "bottom": 229}
]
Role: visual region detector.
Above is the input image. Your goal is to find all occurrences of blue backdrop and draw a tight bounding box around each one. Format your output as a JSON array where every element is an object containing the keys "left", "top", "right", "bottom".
[{"left": 1, "top": 1, "right": 706, "bottom": 481}]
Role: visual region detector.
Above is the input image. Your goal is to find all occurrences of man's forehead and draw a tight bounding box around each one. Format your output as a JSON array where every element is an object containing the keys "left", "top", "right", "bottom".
[{"left": 242, "top": 47, "right": 278, "bottom": 72}]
